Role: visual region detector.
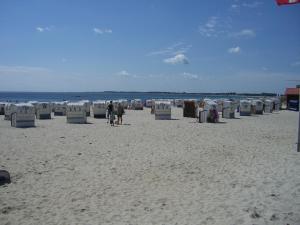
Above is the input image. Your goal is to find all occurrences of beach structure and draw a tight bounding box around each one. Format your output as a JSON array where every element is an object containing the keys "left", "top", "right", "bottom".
[
  {"left": 272, "top": 98, "right": 280, "bottom": 111},
  {"left": 145, "top": 99, "right": 153, "bottom": 108},
  {"left": 172, "top": 99, "right": 175, "bottom": 107},
  {"left": 198, "top": 108, "right": 208, "bottom": 123},
  {"left": 285, "top": 87, "right": 299, "bottom": 111},
  {"left": 216, "top": 99, "right": 224, "bottom": 113},
  {"left": 222, "top": 100, "right": 235, "bottom": 119},
  {"left": 197, "top": 100, "right": 206, "bottom": 122},
  {"left": 27, "top": 101, "right": 39, "bottom": 118},
  {"left": 288, "top": 100, "right": 299, "bottom": 111},
  {"left": 80, "top": 100, "right": 91, "bottom": 116},
  {"left": 183, "top": 100, "right": 197, "bottom": 118},
  {"left": 154, "top": 101, "right": 171, "bottom": 120},
  {"left": 175, "top": 99, "right": 184, "bottom": 108},
  {"left": 4, "top": 103, "right": 15, "bottom": 120},
  {"left": 150, "top": 100, "right": 156, "bottom": 114},
  {"left": 251, "top": 100, "right": 264, "bottom": 114},
  {"left": 249, "top": 100, "right": 255, "bottom": 114},
  {"left": 204, "top": 100, "right": 219, "bottom": 123},
  {"left": 92, "top": 100, "right": 107, "bottom": 118},
  {"left": 0, "top": 102, "right": 5, "bottom": 115},
  {"left": 54, "top": 101, "right": 67, "bottom": 116},
  {"left": 36, "top": 102, "right": 52, "bottom": 119},
  {"left": 11, "top": 103, "right": 35, "bottom": 128},
  {"left": 66, "top": 102, "right": 87, "bottom": 124},
  {"left": 131, "top": 99, "right": 143, "bottom": 110},
  {"left": 28, "top": 101, "right": 39, "bottom": 114},
  {"left": 50, "top": 102, "right": 55, "bottom": 112},
  {"left": 239, "top": 100, "right": 251, "bottom": 116},
  {"left": 264, "top": 99, "right": 273, "bottom": 113},
  {"left": 166, "top": 99, "right": 175, "bottom": 107},
  {"left": 145, "top": 99, "right": 156, "bottom": 113},
  {"left": 232, "top": 100, "right": 240, "bottom": 112}
]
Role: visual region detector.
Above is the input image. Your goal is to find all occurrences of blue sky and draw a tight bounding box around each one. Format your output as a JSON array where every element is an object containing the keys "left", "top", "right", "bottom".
[{"left": 0, "top": 0, "right": 299, "bottom": 93}]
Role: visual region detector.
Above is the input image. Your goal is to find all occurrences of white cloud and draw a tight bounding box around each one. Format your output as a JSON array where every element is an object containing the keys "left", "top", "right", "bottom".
[
  {"left": 230, "top": 29, "right": 256, "bottom": 38},
  {"left": 198, "top": 16, "right": 218, "bottom": 37},
  {"left": 148, "top": 43, "right": 191, "bottom": 65},
  {"left": 117, "top": 70, "right": 130, "bottom": 76},
  {"left": 36, "top": 26, "right": 52, "bottom": 32},
  {"left": 228, "top": 46, "right": 241, "bottom": 54},
  {"left": 116, "top": 70, "right": 141, "bottom": 78},
  {"left": 182, "top": 72, "right": 199, "bottom": 79},
  {"left": 205, "top": 16, "right": 218, "bottom": 28},
  {"left": 164, "top": 54, "right": 189, "bottom": 65},
  {"left": 36, "top": 27, "right": 44, "bottom": 32},
  {"left": 104, "top": 29, "right": 112, "bottom": 33},
  {"left": 93, "top": 28, "right": 103, "bottom": 34},
  {"left": 93, "top": 27, "right": 112, "bottom": 35},
  {"left": 291, "top": 61, "right": 300, "bottom": 67}
]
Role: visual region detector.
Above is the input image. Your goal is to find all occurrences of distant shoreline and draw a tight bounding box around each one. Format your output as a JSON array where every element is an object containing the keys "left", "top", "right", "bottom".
[{"left": 0, "top": 91, "right": 278, "bottom": 96}]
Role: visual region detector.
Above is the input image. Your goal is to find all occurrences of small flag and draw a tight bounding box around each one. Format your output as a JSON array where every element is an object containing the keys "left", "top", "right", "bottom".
[{"left": 276, "top": 0, "right": 300, "bottom": 5}]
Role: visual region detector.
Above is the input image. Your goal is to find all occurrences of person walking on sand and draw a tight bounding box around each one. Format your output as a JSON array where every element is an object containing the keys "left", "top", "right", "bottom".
[
  {"left": 117, "top": 102, "right": 125, "bottom": 125},
  {"left": 107, "top": 101, "right": 114, "bottom": 126}
]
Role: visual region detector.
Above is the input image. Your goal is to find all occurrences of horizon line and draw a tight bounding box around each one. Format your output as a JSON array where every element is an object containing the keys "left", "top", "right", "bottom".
[{"left": 0, "top": 90, "right": 279, "bottom": 95}]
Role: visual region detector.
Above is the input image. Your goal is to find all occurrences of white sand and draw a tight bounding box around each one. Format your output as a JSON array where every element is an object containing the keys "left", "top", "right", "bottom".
[{"left": 0, "top": 108, "right": 299, "bottom": 225}]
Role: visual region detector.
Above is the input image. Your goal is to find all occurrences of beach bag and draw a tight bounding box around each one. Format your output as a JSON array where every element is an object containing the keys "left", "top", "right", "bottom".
[{"left": 0, "top": 170, "right": 11, "bottom": 185}]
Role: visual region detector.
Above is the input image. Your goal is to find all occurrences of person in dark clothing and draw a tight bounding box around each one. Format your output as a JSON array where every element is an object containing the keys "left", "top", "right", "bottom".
[
  {"left": 107, "top": 101, "right": 114, "bottom": 125},
  {"left": 117, "top": 103, "right": 125, "bottom": 125}
]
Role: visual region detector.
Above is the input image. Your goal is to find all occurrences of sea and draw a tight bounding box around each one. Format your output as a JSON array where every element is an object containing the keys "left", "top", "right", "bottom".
[{"left": 0, "top": 92, "right": 274, "bottom": 103}]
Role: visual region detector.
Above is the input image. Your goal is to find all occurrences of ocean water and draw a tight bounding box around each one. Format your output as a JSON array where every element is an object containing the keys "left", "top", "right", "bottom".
[{"left": 0, "top": 92, "right": 264, "bottom": 103}]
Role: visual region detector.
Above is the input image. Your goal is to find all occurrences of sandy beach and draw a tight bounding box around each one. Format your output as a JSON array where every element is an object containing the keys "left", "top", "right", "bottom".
[{"left": 0, "top": 108, "right": 299, "bottom": 225}]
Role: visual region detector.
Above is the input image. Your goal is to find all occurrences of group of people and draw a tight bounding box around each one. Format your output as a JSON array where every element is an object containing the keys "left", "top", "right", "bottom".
[{"left": 107, "top": 101, "right": 125, "bottom": 126}]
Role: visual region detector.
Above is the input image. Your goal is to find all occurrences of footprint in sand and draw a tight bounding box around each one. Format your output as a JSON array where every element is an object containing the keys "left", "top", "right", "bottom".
[
  {"left": 1, "top": 206, "right": 13, "bottom": 214},
  {"left": 244, "top": 207, "right": 262, "bottom": 219},
  {"left": 270, "top": 213, "right": 279, "bottom": 221},
  {"left": 1, "top": 205, "right": 23, "bottom": 214},
  {"left": 202, "top": 216, "right": 215, "bottom": 225},
  {"left": 269, "top": 193, "right": 280, "bottom": 200}
]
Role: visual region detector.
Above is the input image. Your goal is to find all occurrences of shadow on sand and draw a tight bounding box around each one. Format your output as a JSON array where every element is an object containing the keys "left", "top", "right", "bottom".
[{"left": 215, "top": 121, "right": 227, "bottom": 124}]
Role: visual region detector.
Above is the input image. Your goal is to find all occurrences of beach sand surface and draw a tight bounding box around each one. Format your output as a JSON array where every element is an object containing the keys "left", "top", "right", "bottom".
[{"left": 0, "top": 108, "right": 300, "bottom": 225}]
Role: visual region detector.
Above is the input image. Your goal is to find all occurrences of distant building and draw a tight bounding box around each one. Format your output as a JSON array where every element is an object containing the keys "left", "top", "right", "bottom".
[{"left": 285, "top": 87, "right": 299, "bottom": 111}]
